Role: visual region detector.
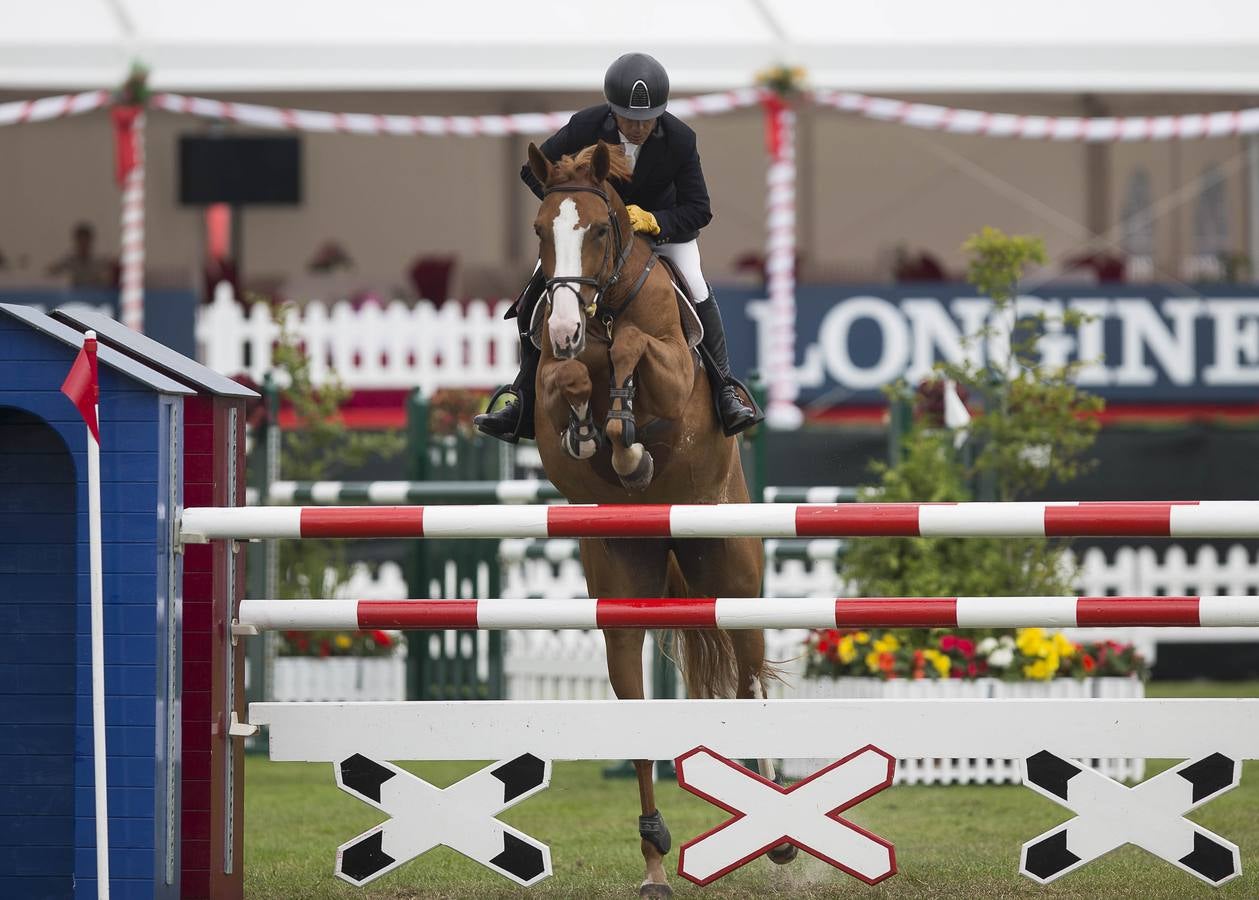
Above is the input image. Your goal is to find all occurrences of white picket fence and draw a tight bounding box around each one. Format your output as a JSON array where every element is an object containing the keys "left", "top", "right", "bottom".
[
  {"left": 197, "top": 282, "right": 519, "bottom": 391},
  {"left": 285, "top": 543, "right": 1259, "bottom": 705},
  {"left": 783, "top": 676, "right": 1146, "bottom": 785}
]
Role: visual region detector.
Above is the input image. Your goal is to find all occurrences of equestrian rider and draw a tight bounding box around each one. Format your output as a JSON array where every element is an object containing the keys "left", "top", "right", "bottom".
[{"left": 474, "top": 51, "right": 763, "bottom": 443}]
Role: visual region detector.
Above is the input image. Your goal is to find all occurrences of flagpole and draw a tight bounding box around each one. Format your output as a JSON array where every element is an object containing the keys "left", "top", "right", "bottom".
[{"left": 85, "top": 332, "right": 110, "bottom": 899}]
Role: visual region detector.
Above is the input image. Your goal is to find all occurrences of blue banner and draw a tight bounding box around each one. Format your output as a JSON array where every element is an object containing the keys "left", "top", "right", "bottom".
[{"left": 716, "top": 284, "right": 1259, "bottom": 404}]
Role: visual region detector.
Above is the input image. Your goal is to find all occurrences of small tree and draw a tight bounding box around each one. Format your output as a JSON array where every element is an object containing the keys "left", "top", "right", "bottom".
[
  {"left": 844, "top": 227, "right": 1103, "bottom": 613},
  {"left": 268, "top": 304, "right": 404, "bottom": 600}
]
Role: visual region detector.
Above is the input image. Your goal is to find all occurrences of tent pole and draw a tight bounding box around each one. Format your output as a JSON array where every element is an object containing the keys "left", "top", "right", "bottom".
[{"left": 1247, "top": 134, "right": 1259, "bottom": 283}]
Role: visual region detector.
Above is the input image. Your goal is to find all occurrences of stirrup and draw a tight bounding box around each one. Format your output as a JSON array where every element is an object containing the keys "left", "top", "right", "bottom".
[
  {"left": 474, "top": 384, "right": 524, "bottom": 444},
  {"left": 716, "top": 378, "right": 764, "bottom": 437}
]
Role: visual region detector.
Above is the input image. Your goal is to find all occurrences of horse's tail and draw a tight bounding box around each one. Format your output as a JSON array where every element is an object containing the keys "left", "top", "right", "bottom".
[{"left": 664, "top": 552, "right": 741, "bottom": 699}]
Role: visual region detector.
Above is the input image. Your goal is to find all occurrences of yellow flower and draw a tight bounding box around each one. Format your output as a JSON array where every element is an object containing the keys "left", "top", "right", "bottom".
[
  {"left": 854, "top": 631, "right": 870, "bottom": 645},
  {"left": 838, "top": 636, "right": 857, "bottom": 664},
  {"left": 1023, "top": 659, "right": 1053, "bottom": 680},
  {"left": 873, "top": 634, "right": 900, "bottom": 654},
  {"left": 1017, "top": 628, "right": 1046, "bottom": 655},
  {"left": 1052, "top": 632, "right": 1077, "bottom": 657},
  {"left": 928, "top": 652, "right": 950, "bottom": 677},
  {"left": 865, "top": 650, "right": 881, "bottom": 672},
  {"left": 334, "top": 634, "right": 352, "bottom": 650}
]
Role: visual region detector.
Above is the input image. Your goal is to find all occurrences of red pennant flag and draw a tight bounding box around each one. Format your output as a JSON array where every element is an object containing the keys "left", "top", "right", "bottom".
[{"left": 62, "top": 335, "right": 100, "bottom": 443}]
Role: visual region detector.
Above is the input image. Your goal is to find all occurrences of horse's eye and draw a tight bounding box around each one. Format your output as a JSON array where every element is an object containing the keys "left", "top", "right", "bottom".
[{"left": 594, "top": 224, "right": 610, "bottom": 238}]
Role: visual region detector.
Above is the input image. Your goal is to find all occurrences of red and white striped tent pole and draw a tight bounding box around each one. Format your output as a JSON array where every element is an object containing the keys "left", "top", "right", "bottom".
[
  {"left": 238, "top": 595, "right": 1259, "bottom": 632},
  {"left": 182, "top": 500, "right": 1259, "bottom": 541}
]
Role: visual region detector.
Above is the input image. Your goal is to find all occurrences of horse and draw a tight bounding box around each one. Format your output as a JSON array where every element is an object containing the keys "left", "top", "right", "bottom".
[{"left": 525, "top": 139, "right": 794, "bottom": 897}]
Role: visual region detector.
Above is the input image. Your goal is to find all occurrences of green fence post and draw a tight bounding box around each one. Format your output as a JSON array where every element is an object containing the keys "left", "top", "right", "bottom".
[
  {"left": 744, "top": 371, "right": 769, "bottom": 503},
  {"left": 404, "top": 389, "right": 431, "bottom": 700}
]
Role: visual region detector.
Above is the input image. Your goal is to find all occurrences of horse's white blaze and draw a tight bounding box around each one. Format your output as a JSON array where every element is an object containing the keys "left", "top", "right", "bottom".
[{"left": 549, "top": 198, "right": 588, "bottom": 357}]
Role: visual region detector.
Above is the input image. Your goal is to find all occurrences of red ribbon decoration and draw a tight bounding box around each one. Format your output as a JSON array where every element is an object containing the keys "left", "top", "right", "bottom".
[
  {"left": 110, "top": 105, "right": 141, "bottom": 187},
  {"left": 761, "top": 92, "right": 787, "bottom": 161}
]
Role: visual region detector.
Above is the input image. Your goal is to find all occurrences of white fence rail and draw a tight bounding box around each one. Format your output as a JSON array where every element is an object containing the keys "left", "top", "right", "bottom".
[{"left": 197, "top": 282, "right": 519, "bottom": 391}]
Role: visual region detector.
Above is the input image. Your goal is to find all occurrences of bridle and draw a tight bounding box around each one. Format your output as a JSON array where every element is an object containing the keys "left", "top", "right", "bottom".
[{"left": 540, "top": 183, "right": 656, "bottom": 337}]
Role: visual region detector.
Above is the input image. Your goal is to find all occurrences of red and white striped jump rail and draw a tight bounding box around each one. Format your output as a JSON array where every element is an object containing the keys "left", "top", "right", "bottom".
[
  {"left": 183, "top": 501, "right": 1259, "bottom": 541},
  {"left": 237, "top": 596, "right": 1259, "bottom": 631}
]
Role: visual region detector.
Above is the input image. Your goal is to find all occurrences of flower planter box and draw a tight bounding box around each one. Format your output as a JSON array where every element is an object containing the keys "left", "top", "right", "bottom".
[
  {"left": 271, "top": 655, "right": 407, "bottom": 701},
  {"left": 782, "top": 675, "right": 1145, "bottom": 785}
]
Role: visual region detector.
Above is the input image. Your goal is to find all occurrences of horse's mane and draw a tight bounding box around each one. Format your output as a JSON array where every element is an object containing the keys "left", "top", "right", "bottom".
[{"left": 548, "top": 142, "right": 633, "bottom": 187}]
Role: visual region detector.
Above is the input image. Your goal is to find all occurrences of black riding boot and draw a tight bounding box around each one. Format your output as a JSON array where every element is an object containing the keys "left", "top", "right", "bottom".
[
  {"left": 474, "top": 271, "right": 544, "bottom": 443},
  {"left": 694, "top": 293, "right": 762, "bottom": 436},
  {"left": 473, "top": 337, "right": 539, "bottom": 443}
]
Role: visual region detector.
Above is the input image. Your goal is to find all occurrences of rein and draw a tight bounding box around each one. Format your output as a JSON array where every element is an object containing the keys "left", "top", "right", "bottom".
[{"left": 541, "top": 183, "right": 654, "bottom": 338}]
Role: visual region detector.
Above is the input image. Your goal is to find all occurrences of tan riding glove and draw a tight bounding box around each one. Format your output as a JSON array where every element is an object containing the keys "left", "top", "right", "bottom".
[{"left": 625, "top": 205, "right": 661, "bottom": 236}]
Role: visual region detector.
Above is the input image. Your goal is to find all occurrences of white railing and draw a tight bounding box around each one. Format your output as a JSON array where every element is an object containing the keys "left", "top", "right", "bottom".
[{"left": 197, "top": 282, "right": 519, "bottom": 391}]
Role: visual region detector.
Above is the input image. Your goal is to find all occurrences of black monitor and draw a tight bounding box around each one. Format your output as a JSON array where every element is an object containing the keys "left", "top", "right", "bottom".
[{"left": 179, "top": 135, "right": 302, "bottom": 205}]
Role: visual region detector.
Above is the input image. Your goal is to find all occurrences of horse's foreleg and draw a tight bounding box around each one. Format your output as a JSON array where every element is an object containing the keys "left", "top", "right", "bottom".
[
  {"left": 605, "top": 326, "right": 692, "bottom": 490},
  {"left": 540, "top": 357, "right": 600, "bottom": 459}
]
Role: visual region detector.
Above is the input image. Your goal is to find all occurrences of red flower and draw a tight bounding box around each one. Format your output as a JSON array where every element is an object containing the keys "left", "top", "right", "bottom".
[
  {"left": 370, "top": 630, "right": 393, "bottom": 648},
  {"left": 967, "top": 662, "right": 978, "bottom": 678},
  {"left": 939, "top": 635, "right": 957, "bottom": 652},
  {"left": 318, "top": 639, "right": 331, "bottom": 658},
  {"left": 1081, "top": 653, "right": 1096, "bottom": 672},
  {"left": 955, "top": 638, "right": 975, "bottom": 658}
]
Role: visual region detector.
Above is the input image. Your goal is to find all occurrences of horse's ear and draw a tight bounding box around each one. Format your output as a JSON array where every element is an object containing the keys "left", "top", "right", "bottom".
[
  {"left": 528, "top": 143, "right": 552, "bottom": 184},
  {"left": 591, "top": 140, "right": 611, "bottom": 183}
]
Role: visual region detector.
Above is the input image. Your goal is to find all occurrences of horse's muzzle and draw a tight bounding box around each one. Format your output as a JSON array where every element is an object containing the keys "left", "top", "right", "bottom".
[{"left": 552, "top": 323, "right": 585, "bottom": 359}]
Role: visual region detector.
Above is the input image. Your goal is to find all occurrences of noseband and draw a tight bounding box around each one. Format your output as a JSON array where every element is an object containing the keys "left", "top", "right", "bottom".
[{"left": 541, "top": 184, "right": 654, "bottom": 332}]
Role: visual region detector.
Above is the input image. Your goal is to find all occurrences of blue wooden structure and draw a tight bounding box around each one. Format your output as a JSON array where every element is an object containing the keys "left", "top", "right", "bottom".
[{"left": 0, "top": 303, "right": 250, "bottom": 900}]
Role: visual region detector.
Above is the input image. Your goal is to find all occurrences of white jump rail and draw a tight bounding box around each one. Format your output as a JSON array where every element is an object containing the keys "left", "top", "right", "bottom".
[
  {"left": 250, "top": 698, "right": 1259, "bottom": 762},
  {"left": 182, "top": 500, "right": 1259, "bottom": 541},
  {"left": 237, "top": 595, "right": 1259, "bottom": 631}
]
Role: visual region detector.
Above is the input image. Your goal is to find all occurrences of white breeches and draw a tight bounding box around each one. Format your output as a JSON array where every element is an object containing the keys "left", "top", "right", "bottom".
[{"left": 656, "top": 239, "right": 710, "bottom": 302}]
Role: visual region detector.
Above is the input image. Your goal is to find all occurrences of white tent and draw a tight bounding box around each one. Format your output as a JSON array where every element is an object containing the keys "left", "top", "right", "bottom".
[{"left": 4, "top": 0, "right": 1259, "bottom": 93}]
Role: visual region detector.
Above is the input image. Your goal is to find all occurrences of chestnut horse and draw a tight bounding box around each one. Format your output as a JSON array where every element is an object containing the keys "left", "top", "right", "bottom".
[{"left": 526, "top": 140, "right": 793, "bottom": 897}]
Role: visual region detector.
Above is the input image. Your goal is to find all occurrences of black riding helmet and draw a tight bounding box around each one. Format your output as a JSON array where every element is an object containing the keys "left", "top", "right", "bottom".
[{"left": 604, "top": 52, "right": 670, "bottom": 120}]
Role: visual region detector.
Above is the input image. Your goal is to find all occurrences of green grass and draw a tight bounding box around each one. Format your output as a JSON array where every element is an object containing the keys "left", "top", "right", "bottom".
[{"left": 245, "top": 682, "right": 1259, "bottom": 898}]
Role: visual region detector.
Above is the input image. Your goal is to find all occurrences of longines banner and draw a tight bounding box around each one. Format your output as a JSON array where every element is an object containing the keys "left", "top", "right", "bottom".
[{"left": 720, "top": 284, "right": 1259, "bottom": 404}]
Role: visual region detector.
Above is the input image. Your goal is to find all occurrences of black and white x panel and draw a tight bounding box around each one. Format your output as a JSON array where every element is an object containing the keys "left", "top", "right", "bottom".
[
  {"left": 675, "top": 745, "right": 897, "bottom": 886},
  {"left": 1020, "top": 750, "right": 1241, "bottom": 887},
  {"left": 333, "top": 752, "right": 553, "bottom": 887}
]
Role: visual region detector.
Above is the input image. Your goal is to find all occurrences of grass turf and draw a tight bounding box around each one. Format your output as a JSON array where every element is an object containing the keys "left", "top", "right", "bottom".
[{"left": 244, "top": 680, "right": 1259, "bottom": 898}]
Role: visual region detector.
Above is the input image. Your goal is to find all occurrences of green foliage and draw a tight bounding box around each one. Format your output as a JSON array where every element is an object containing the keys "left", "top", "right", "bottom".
[
  {"left": 269, "top": 302, "right": 403, "bottom": 599},
  {"left": 845, "top": 227, "right": 1103, "bottom": 620}
]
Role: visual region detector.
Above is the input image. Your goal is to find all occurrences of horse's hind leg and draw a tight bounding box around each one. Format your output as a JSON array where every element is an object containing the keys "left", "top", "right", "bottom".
[
  {"left": 580, "top": 537, "right": 675, "bottom": 897},
  {"left": 675, "top": 536, "right": 798, "bottom": 865}
]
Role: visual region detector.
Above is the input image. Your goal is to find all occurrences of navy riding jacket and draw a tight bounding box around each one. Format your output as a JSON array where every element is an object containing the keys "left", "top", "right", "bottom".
[{"left": 521, "top": 103, "right": 713, "bottom": 245}]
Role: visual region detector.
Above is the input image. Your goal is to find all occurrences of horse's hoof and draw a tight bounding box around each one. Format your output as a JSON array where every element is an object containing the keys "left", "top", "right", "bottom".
[
  {"left": 563, "top": 429, "right": 600, "bottom": 460},
  {"left": 767, "top": 841, "right": 798, "bottom": 865},
  {"left": 619, "top": 449, "right": 654, "bottom": 491},
  {"left": 638, "top": 881, "right": 673, "bottom": 898}
]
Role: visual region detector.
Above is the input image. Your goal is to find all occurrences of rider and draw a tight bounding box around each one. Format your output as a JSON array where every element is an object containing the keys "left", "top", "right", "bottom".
[{"left": 474, "top": 51, "right": 763, "bottom": 443}]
